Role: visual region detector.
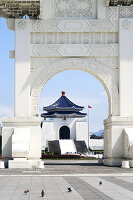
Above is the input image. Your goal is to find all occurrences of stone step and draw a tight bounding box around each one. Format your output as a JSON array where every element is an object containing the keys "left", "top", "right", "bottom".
[
  {"left": 74, "top": 141, "right": 88, "bottom": 154},
  {"left": 48, "top": 140, "right": 61, "bottom": 154}
]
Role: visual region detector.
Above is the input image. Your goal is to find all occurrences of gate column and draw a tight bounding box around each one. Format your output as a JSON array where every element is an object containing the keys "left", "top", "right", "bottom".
[
  {"left": 104, "top": 18, "right": 133, "bottom": 166},
  {"left": 2, "top": 19, "right": 42, "bottom": 168}
]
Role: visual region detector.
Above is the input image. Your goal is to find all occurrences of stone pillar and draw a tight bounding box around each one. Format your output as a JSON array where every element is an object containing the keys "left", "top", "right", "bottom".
[
  {"left": 103, "top": 18, "right": 133, "bottom": 167},
  {"left": 15, "top": 19, "right": 30, "bottom": 117},
  {"left": 119, "top": 18, "right": 133, "bottom": 116}
]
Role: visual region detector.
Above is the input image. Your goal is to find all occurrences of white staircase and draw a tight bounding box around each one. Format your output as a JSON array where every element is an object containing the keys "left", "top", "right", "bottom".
[{"left": 59, "top": 140, "right": 77, "bottom": 154}]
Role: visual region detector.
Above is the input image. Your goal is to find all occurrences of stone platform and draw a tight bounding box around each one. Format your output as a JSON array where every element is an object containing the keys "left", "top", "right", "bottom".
[
  {"left": 1, "top": 160, "right": 133, "bottom": 175},
  {"left": 0, "top": 160, "right": 133, "bottom": 199}
]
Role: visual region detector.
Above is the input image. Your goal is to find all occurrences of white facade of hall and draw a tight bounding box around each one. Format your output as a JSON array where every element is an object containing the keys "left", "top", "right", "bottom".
[
  {"left": 42, "top": 118, "right": 88, "bottom": 150},
  {"left": 1, "top": 0, "right": 133, "bottom": 168}
]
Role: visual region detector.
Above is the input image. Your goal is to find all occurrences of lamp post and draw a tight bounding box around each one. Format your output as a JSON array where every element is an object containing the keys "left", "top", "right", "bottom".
[{"left": 88, "top": 105, "right": 92, "bottom": 150}]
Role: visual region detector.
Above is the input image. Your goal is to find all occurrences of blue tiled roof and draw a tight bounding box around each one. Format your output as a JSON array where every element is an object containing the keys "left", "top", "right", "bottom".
[
  {"left": 41, "top": 111, "right": 86, "bottom": 118},
  {"left": 43, "top": 94, "right": 84, "bottom": 111},
  {"left": 41, "top": 92, "right": 87, "bottom": 118}
]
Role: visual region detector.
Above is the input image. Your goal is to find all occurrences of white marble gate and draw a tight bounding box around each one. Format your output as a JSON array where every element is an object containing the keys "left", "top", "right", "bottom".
[{"left": 1, "top": 0, "right": 133, "bottom": 167}]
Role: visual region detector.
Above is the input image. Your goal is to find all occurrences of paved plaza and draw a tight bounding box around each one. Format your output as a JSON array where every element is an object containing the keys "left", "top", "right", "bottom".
[{"left": 0, "top": 160, "right": 133, "bottom": 199}]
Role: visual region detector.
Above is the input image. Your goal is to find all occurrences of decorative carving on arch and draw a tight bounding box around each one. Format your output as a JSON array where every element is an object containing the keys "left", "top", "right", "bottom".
[
  {"left": 31, "top": 58, "right": 119, "bottom": 116},
  {"left": 54, "top": 0, "right": 96, "bottom": 18}
]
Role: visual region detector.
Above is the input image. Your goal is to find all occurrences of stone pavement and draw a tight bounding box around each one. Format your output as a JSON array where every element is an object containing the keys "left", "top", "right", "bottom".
[
  {"left": 0, "top": 160, "right": 133, "bottom": 199},
  {"left": 1, "top": 175, "right": 133, "bottom": 200}
]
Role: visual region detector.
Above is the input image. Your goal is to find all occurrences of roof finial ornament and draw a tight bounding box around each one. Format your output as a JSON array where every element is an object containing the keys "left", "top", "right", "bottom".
[{"left": 62, "top": 91, "right": 65, "bottom": 96}]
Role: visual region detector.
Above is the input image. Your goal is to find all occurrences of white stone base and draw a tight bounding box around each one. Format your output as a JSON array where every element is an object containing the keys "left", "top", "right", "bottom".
[
  {"left": 0, "top": 161, "right": 5, "bottom": 168},
  {"left": 37, "top": 160, "right": 44, "bottom": 169},
  {"left": 104, "top": 158, "right": 123, "bottom": 166},
  {"left": 8, "top": 158, "right": 44, "bottom": 169},
  {"left": 129, "top": 160, "right": 133, "bottom": 168},
  {"left": 9, "top": 158, "right": 32, "bottom": 169},
  {"left": 121, "top": 160, "right": 130, "bottom": 168},
  {"left": 31, "top": 159, "right": 44, "bottom": 169},
  {"left": 98, "top": 158, "right": 103, "bottom": 164}
]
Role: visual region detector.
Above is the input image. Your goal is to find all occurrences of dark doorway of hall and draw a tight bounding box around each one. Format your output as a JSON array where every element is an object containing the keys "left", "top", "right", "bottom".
[{"left": 59, "top": 126, "right": 70, "bottom": 139}]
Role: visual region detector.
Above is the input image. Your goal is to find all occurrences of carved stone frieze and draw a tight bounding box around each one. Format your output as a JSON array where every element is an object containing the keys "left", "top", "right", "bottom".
[
  {"left": 107, "top": 0, "right": 133, "bottom": 6},
  {"left": 106, "top": 0, "right": 110, "bottom": 6},
  {"left": 0, "top": 0, "right": 40, "bottom": 18},
  {"left": 31, "top": 44, "right": 118, "bottom": 57},
  {"left": 31, "top": 19, "right": 118, "bottom": 33},
  {"left": 54, "top": 0, "right": 96, "bottom": 18},
  {"left": 31, "top": 58, "right": 119, "bottom": 116},
  {"left": 31, "top": 32, "right": 118, "bottom": 44}
]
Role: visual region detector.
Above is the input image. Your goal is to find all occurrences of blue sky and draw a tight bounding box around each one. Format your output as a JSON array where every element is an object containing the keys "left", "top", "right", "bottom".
[{"left": 0, "top": 18, "right": 108, "bottom": 132}]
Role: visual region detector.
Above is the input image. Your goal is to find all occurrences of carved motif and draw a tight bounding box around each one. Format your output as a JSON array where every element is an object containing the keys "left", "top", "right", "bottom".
[
  {"left": 122, "top": 19, "right": 131, "bottom": 29},
  {"left": 31, "top": 58, "right": 119, "bottom": 116},
  {"left": 18, "top": 20, "right": 27, "bottom": 30},
  {"left": 120, "top": 7, "right": 133, "bottom": 18},
  {"left": 31, "top": 44, "right": 118, "bottom": 57},
  {"left": 31, "top": 19, "right": 118, "bottom": 33},
  {"left": 54, "top": 0, "right": 96, "bottom": 18}
]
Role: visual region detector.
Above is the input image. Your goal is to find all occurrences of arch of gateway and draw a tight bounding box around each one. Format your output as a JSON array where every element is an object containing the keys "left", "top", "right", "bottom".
[{"left": 1, "top": 0, "right": 133, "bottom": 168}]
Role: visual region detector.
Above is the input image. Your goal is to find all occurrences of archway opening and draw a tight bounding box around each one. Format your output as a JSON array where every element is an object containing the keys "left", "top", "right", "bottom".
[
  {"left": 39, "top": 69, "right": 109, "bottom": 155},
  {"left": 59, "top": 126, "right": 70, "bottom": 140},
  {"left": 39, "top": 70, "right": 108, "bottom": 133}
]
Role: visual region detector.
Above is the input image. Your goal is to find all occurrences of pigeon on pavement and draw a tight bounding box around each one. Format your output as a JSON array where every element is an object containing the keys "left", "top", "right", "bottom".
[
  {"left": 24, "top": 189, "right": 29, "bottom": 194},
  {"left": 99, "top": 181, "right": 102, "bottom": 186},
  {"left": 41, "top": 190, "right": 45, "bottom": 197},
  {"left": 68, "top": 187, "right": 73, "bottom": 192}
]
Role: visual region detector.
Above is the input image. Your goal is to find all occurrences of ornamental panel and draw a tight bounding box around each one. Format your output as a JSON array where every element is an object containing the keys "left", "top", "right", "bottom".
[
  {"left": 31, "top": 19, "right": 118, "bottom": 33},
  {"left": 31, "top": 44, "right": 118, "bottom": 57},
  {"left": 120, "top": 6, "right": 133, "bottom": 18}
]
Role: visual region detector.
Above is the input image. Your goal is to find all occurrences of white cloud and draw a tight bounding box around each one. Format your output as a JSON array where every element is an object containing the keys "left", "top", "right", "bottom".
[
  {"left": 39, "top": 96, "right": 57, "bottom": 112},
  {"left": 100, "top": 91, "right": 107, "bottom": 97},
  {"left": 0, "top": 105, "right": 14, "bottom": 122}
]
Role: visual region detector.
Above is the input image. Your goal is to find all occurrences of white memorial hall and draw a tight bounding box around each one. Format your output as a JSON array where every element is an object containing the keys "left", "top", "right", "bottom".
[{"left": 1, "top": 0, "right": 133, "bottom": 168}]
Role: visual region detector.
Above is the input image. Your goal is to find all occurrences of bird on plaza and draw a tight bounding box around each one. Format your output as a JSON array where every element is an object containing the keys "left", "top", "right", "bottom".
[
  {"left": 68, "top": 187, "right": 73, "bottom": 192},
  {"left": 24, "top": 189, "right": 29, "bottom": 194},
  {"left": 41, "top": 190, "right": 45, "bottom": 197},
  {"left": 99, "top": 181, "right": 102, "bottom": 186}
]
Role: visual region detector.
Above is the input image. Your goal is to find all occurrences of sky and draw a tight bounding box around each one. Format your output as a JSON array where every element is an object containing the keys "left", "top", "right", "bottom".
[{"left": 0, "top": 18, "right": 108, "bottom": 132}]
